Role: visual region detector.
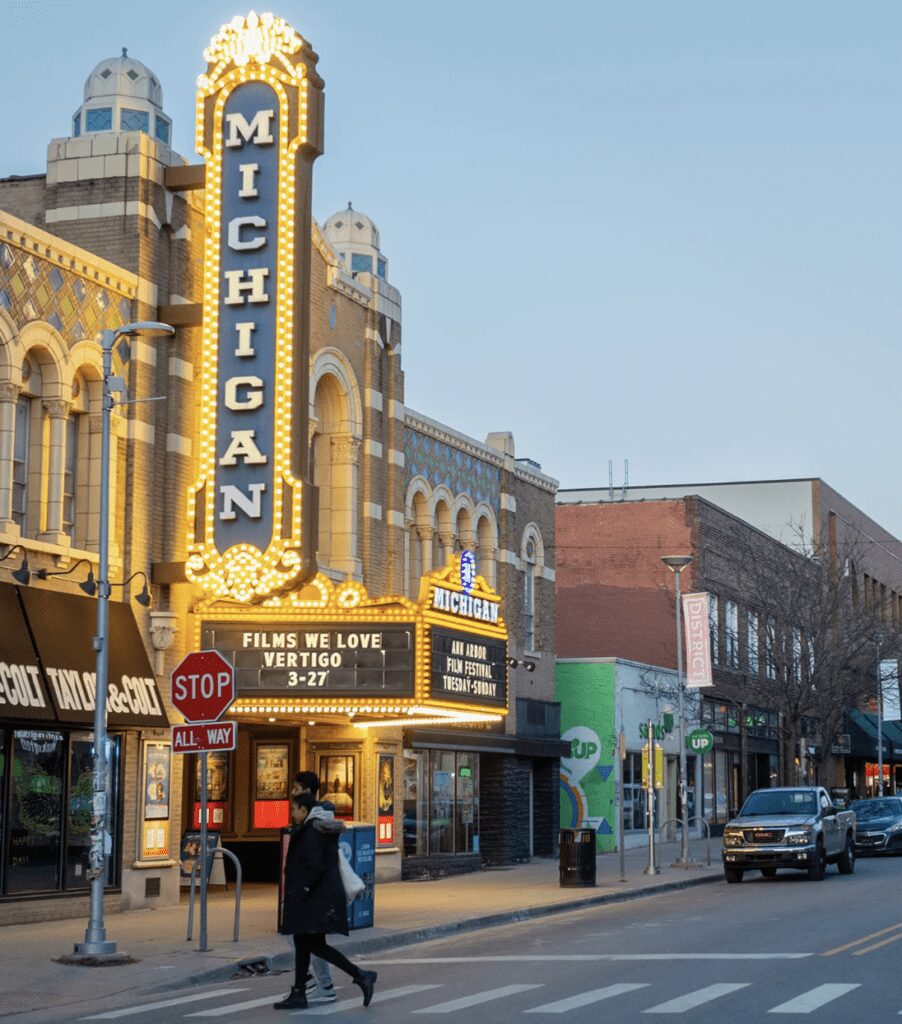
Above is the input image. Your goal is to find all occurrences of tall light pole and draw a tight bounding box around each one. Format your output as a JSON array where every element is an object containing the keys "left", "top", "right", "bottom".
[
  {"left": 875, "top": 632, "right": 885, "bottom": 798},
  {"left": 73, "top": 321, "right": 174, "bottom": 958},
  {"left": 662, "top": 554, "right": 693, "bottom": 869}
]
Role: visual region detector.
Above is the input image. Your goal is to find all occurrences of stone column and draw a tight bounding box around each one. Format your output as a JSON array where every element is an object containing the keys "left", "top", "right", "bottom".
[
  {"left": 0, "top": 382, "right": 20, "bottom": 534},
  {"left": 417, "top": 524, "right": 435, "bottom": 578},
  {"left": 40, "top": 398, "right": 71, "bottom": 545},
  {"left": 330, "top": 434, "right": 362, "bottom": 578},
  {"left": 477, "top": 543, "right": 496, "bottom": 590},
  {"left": 437, "top": 532, "right": 456, "bottom": 568}
]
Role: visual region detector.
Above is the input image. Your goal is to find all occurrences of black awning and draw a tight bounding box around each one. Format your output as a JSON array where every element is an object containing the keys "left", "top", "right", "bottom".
[
  {"left": 17, "top": 585, "right": 169, "bottom": 729},
  {"left": 0, "top": 584, "right": 56, "bottom": 722}
]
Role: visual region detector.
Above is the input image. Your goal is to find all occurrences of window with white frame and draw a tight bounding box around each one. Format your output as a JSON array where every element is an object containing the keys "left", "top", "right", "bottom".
[
  {"left": 765, "top": 616, "right": 778, "bottom": 681},
  {"left": 792, "top": 626, "right": 802, "bottom": 684},
  {"left": 725, "top": 600, "right": 739, "bottom": 668},
  {"left": 523, "top": 537, "right": 536, "bottom": 650},
  {"left": 708, "top": 593, "right": 719, "bottom": 665},
  {"left": 747, "top": 611, "right": 759, "bottom": 675},
  {"left": 11, "top": 394, "right": 30, "bottom": 531}
]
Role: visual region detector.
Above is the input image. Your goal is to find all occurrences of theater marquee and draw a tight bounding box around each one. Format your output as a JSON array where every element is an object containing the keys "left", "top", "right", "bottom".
[{"left": 195, "top": 555, "right": 508, "bottom": 725}]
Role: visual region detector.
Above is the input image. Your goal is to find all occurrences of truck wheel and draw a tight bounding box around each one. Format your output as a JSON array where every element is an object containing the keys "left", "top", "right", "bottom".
[
  {"left": 724, "top": 867, "right": 743, "bottom": 884},
  {"left": 761, "top": 868, "right": 777, "bottom": 879},
  {"left": 807, "top": 841, "right": 826, "bottom": 881},
  {"left": 837, "top": 835, "right": 855, "bottom": 875}
]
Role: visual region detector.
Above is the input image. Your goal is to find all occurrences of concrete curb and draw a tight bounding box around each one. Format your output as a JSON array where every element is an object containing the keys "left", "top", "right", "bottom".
[{"left": 167, "top": 871, "right": 721, "bottom": 991}]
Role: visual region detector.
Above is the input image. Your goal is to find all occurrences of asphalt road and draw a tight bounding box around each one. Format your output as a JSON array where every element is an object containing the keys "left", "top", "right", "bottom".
[{"left": 15, "top": 853, "right": 902, "bottom": 1023}]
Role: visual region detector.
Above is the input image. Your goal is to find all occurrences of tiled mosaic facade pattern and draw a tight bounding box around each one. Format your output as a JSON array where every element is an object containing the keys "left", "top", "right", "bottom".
[
  {"left": 0, "top": 241, "right": 134, "bottom": 372},
  {"left": 404, "top": 426, "right": 501, "bottom": 514}
]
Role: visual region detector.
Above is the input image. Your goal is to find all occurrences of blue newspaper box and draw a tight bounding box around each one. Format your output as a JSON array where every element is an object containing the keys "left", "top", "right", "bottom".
[{"left": 339, "top": 822, "right": 375, "bottom": 930}]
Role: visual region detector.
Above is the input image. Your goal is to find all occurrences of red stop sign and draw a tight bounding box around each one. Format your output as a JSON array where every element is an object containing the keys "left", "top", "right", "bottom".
[{"left": 171, "top": 649, "right": 235, "bottom": 723}]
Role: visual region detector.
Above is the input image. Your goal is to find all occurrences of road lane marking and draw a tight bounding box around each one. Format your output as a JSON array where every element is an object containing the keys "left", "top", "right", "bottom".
[
  {"left": 768, "top": 984, "right": 861, "bottom": 1013},
  {"left": 79, "top": 989, "right": 248, "bottom": 1019},
  {"left": 821, "top": 920, "right": 902, "bottom": 956},
  {"left": 296, "top": 985, "right": 444, "bottom": 1016},
  {"left": 853, "top": 931, "right": 902, "bottom": 956},
  {"left": 188, "top": 994, "right": 288, "bottom": 1017},
  {"left": 643, "top": 983, "right": 750, "bottom": 1014},
  {"left": 412, "top": 984, "right": 544, "bottom": 1014},
  {"left": 525, "top": 983, "right": 650, "bottom": 1013},
  {"left": 362, "top": 954, "right": 811, "bottom": 963}
]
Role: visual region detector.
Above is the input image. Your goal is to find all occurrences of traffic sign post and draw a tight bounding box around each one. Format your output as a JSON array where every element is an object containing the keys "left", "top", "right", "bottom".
[{"left": 171, "top": 650, "right": 236, "bottom": 952}]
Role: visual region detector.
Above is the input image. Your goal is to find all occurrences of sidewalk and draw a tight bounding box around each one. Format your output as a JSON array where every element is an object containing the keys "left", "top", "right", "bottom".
[{"left": 0, "top": 837, "right": 722, "bottom": 1018}]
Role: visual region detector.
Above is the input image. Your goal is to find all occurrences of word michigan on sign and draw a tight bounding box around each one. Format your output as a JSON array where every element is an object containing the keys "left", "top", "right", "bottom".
[{"left": 186, "top": 12, "right": 324, "bottom": 602}]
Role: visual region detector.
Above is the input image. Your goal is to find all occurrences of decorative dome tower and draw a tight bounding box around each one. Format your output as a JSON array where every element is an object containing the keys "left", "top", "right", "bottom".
[
  {"left": 323, "top": 203, "right": 389, "bottom": 281},
  {"left": 71, "top": 48, "right": 172, "bottom": 145}
]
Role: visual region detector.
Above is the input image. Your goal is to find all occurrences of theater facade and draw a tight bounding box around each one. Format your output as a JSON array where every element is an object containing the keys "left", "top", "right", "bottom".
[{"left": 0, "top": 12, "right": 561, "bottom": 922}]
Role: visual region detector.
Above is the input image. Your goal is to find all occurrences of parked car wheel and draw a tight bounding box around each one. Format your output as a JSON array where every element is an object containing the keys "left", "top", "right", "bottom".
[
  {"left": 807, "top": 841, "right": 827, "bottom": 881},
  {"left": 837, "top": 835, "right": 855, "bottom": 875},
  {"left": 761, "top": 867, "right": 777, "bottom": 879},
  {"left": 724, "top": 867, "right": 744, "bottom": 884}
]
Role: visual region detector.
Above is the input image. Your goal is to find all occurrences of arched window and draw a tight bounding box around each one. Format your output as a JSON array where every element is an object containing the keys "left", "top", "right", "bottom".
[
  {"left": 63, "top": 372, "right": 89, "bottom": 539},
  {"left": 524, "top": 537, "right": 537, "bottom": 651},
  {"left": 13, "top": 356, "right": 43, "bottom": 536},
  {"left": 476, "top": 513, "right": 497, "bottom": 590}
]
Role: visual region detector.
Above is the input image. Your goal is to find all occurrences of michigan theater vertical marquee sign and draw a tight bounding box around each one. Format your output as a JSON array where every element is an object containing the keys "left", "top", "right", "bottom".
[{"left": 187, "top": 12, "right": 322, "bottom": 601}]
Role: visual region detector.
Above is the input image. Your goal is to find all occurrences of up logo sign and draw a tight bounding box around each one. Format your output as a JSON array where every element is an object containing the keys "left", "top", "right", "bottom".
[
  {"left": 561, "top": 726, "right": 602, "bottom": 784},
  {"left": 186, "top": 13, "right": 323, "bottom": 602}
]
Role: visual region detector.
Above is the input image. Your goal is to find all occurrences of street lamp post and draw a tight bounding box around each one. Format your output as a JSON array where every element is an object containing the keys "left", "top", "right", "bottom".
[
  {"left": 73, "top": 322, "right": 174, "bottom": 958},
  {"left": 875, "top": 633, "right": 885, "bottom": 798},
  {"left": 662, "top": 554, "right": 694, "bottom": 869}
]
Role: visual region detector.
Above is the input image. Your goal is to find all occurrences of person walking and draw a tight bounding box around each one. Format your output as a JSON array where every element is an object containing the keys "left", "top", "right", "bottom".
[
  {"left": 275, "top": 793, "right": 377, "bottom": 1011},
  {"left": 291, "top": 771, "right": 337, "bottom": 1002}
]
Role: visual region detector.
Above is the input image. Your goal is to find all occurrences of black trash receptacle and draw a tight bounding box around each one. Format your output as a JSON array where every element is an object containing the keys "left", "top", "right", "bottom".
[{"left": 559, "top": 828, "right": 597, "bottom": 888}]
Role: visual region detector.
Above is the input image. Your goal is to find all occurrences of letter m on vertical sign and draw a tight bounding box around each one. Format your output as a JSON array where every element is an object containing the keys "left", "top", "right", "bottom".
[{"left": 186, "top": 13, "right": 324, "bottom": 602}]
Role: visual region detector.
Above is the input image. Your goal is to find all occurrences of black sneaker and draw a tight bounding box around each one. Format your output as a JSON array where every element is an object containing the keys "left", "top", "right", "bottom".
[
  {"left": 354, "top": 970, "right": 378, "bottom": 1007},
  {"left": 273, "top": 987, "right": 307, "bottom": 1010}
]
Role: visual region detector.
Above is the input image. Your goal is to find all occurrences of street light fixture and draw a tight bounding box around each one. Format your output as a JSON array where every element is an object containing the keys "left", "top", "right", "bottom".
[
  {"left": 662, "top": 554, "right": 694, "bottom": 869},
  {"left": 72, "top": 321, "right": 174, "bottom": 959}
]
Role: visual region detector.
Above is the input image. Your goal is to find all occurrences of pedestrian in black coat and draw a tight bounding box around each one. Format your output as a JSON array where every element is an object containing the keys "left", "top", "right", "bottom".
[{"left": 274, "top": 793, "right": 377, "bottom": 1011}]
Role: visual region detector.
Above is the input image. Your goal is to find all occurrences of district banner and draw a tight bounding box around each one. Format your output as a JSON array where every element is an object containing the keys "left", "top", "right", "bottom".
[
  {"left": 682, "top": 592, "right": 713, "bottom": 688},
  {"left": 880, "top": 659, "right": 901, "bottom": 722}
]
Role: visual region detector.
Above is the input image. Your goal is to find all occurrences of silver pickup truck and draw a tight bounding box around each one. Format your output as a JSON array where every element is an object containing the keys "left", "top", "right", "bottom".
[{"left": 721, "top": 786, "right": 856, "bottom": 883}]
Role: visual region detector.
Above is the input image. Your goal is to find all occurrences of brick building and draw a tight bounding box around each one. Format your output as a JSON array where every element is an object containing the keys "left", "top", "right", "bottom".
[
  {"left": 0, "top": 30, "right": 562, "bottom": 924},
  {"left": 556, "top": 483, "right": 902, "bottom": 831}
]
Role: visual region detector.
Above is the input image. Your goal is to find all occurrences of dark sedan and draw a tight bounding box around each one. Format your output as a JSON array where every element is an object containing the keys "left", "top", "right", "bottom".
[{"left": 851, "top": 797, "right": 902, "bottom": 855}]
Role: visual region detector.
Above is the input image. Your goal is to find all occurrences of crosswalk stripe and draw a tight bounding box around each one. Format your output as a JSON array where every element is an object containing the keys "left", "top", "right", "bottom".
[
  {"left": 525, "top": 983, "right": 650, "bottom": 1013},
  {"left": 79, "top": 989, "right": 249, "bottom": 1019},
  {"left": 298, "top": 985, "right": 444, "bottom": 1016},
  {"left": 643, "top": 983, "right": 750, "bottom": 1014},
  {"left": 187, "top": 994, "right": 285, "bottom": 1017},
  {"left": 412, "top": 984, "right": 544, "bottom": 1014},
  {"left": 769, "top": 984, "right": 861, "bottom": 1013}
]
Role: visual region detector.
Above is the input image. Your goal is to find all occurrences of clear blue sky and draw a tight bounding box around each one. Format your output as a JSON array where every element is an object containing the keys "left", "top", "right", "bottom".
[{"left": 2, "top": 2, "right": 901, "bottom": 532}]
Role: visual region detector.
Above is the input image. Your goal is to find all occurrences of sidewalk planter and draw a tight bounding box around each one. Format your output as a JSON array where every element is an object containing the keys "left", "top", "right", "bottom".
[{"left": 559, "top": 828, "right": 597, "bottom": 887}]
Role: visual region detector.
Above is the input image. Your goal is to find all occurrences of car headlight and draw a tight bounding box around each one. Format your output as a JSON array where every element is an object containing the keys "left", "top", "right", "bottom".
[
  {"left": 888, "top": 821, "right": 902, "bottom": 833},
  {"left": 723, "top": 831, "right": 743, "bottom": 847},
  {"left": 785, "top": 829, "right": 812, "bottom": 845}
]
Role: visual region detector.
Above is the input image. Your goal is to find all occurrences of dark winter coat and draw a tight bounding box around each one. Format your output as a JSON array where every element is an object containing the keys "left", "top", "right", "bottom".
[{"left": 279, "top": 812, "right": 348, "bottom": 937}]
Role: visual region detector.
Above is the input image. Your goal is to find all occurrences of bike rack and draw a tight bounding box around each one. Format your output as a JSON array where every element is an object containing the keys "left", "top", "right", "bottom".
[
  {"left": 657, "top": 816, "right": 712, "bottom": 867},
  {"left": 186, "top": 847, "right": 242, "bottom": 946}
]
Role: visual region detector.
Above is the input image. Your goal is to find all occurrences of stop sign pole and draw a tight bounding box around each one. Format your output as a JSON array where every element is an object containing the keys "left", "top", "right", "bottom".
[{"left": 171, "top": 650, "right": 236, "bottom": 952}]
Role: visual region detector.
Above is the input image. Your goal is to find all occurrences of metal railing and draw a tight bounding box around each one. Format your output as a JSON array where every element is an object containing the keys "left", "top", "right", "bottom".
[
  {"left": 186, "top": 847, "right": 242, "bottom": 950},
  {"left": 657, "top": 816, "right": 712, "bottom": 867}
]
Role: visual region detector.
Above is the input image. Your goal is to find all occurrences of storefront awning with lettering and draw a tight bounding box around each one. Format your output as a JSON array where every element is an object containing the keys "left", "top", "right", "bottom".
[
  {"left": 12, "top": 584, "right": 169, "bottom": 729},
  {"left": 0, "top": 584, "right": 56, "bottom": 722}
]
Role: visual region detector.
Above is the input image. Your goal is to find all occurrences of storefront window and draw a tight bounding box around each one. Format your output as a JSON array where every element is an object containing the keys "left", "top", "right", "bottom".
[
  {"left": 455, "top": 754, "right": 479, "bottom": 854},
  {"left": 65, "top": 734, "right": 119, "bottom": 889},
  {"left": 403, "top": 749, "right": 481, "bottom": 856},
  {"left": 403, "top": 751, "right": 428, "bottom": 856},
  {"left": 7, "top": 731, "right": 64, "bottom": 894},
  {"left": 430, "top": 751, "right": 454, "bottom": 854}
]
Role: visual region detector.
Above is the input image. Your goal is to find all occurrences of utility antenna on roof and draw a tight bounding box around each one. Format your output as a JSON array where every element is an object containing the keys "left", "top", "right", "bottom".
[
  {"left": 622, "top": 459, "right": 629, "bottom": 499},
  {"left": 608, "top": 460, "right": 614, "bottom": 500}
]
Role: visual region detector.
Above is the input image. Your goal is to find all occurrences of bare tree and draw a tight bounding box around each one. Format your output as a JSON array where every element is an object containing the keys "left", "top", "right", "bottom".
[{"left": 720, "top": 522, "right": 900, "bottom": 786}]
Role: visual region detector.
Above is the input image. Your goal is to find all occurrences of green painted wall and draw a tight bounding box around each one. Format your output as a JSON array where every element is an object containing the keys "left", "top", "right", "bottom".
[{"left": 555, "top": 661, "right": 617, "bottom": 852}]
